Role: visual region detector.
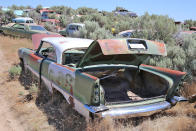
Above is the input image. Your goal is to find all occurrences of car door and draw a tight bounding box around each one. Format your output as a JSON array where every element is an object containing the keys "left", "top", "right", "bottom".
[
  {"left": 16, "top": 24, "right": 26, "bottom": 38},
  {"left": 7, "top": 24, "right": 20, "bottom": 37},
  {"left": 37, "top": 41, "right": 57, "bottom": 88},
  {"left": 23, "top": 25, "right": 33, "bottom": 39}
]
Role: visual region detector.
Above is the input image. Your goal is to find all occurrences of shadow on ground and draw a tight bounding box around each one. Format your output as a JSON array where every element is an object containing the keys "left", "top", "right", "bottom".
[{"left": 18, "top": 69, "right": 86, "bottom": 131}]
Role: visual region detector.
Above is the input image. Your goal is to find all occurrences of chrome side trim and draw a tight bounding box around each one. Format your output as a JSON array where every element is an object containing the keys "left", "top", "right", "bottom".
[{"left": 100, "top": 101, "right": 171, "bottom": 117}]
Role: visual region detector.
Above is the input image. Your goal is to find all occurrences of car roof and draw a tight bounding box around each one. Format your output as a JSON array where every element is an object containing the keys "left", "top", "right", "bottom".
[
  {"left": 118, "top": 30, "right": 135, "bottom": 35},
  {"left": 14, "top": 23, "right": 37, "bottom": 26},
  {"left": 42, "top": 37, "right": 93, "bottom": 52},
  {"left": 68, "top": 23, "right": 85, "bottom": 26},
  {"left": 13, "top": 17, "right": 33, "bottom": 20},
  {"left": 42, "top": 37, "right": 93, "bottom": 63}
]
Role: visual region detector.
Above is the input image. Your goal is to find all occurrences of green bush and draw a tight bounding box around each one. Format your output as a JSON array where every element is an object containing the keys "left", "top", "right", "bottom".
[
  {"left": 51, "top": 6, "right": 76, "bottom": 16},
  {"left": 29, "top": 84, "right": 38, "bottom": 94},
  {"left": 9, "top": 65, "right": 21, "bottom": 79},
  {"left": 76, "top": 7, "right": 98, "bottom": 15},
  {"left": 130, "top": 13, "right": 177, "bottom": 43},
  {"left": 58, "top": 15, "right": 72, "bottom": 28},
  {"left": 28, "top": 10, "right": 41, "bottom": 23},
  {"left": 44, "top": 22, "right": 56, "bottom": 32},
  {"left": 79, "top": 21, "right": 113, "bottom": 39},
  {"left": 184, "top": 19, "right": 196, "bottom": 29},
  {"left": 0, "top": 10, "right": 16, "bottom": 24},
  {"left": 148, "top": 34, "right": 196, "bottom": 79}
]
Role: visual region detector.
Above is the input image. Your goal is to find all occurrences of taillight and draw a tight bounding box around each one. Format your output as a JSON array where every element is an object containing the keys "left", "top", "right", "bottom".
[{"left": 93, "top": 83, "right": 100, "bottom": 104}]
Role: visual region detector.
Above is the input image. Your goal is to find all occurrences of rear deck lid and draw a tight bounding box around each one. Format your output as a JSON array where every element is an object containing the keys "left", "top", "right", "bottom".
[{"left": 77, "top": 38, "right": 167, "bottom": 67}]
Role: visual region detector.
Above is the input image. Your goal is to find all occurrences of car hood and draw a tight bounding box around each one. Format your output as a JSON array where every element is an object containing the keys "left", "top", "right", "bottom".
[{"left": 77, "top": 38, "right": 167, "bottom": 67}]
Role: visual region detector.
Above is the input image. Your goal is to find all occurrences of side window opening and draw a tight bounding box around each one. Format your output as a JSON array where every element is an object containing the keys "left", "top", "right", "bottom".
[
  {"left": 38, "top": 41, "right": 57, "bottom": 62},
  {"left": 69, "top": 25, "right": 76, "bottom": 30}
]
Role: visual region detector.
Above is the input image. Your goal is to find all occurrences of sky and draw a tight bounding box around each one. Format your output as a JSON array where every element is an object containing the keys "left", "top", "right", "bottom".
[{"left": 0, "top": 0, "right": 195, "bottom": 21}]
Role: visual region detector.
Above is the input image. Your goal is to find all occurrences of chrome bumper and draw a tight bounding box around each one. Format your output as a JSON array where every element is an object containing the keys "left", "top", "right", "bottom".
[
  {"left": 99, "top": 101, "right": 171, "bottom": 118},
  {"left": 85, "top": 101, "right": 171, "bottom": 118}
]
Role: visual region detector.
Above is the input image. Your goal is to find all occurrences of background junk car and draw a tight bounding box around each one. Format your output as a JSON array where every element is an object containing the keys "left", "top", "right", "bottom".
[
  {"left": 18, "top": 34, "right": 186, "bottom": 120},
  {"left": 0, "top": 23, "right": 58, "bottom": 39},
  {"left": 12, "top": 17, "right": 34, "bottom": 24},
  {"left": 59, "top": 23, "right": 85, "bottom": 37}
]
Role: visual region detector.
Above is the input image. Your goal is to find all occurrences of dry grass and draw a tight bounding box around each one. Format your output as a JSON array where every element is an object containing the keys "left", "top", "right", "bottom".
[
  {"left": 0, "top": 36, "right": 32, "bottom": 63},
  {"left": 181, "top": 82, "right": 196, "bottom": 98},
  {"left": 0, "top": 36, "right": 55, "bottom": 130}
]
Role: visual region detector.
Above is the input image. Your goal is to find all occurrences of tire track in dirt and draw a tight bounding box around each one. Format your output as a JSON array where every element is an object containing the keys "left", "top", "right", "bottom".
[{"left": 0, "top": 47, "right": 24, "bottom": 131}]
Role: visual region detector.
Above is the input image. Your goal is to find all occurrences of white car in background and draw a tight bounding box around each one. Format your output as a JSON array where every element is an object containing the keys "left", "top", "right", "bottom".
[
  {"left": 12, "top": 17, "right": 34, "bottom": 24},
  {"left": 118, "top": 30, "right": 135, "bottom": 38},
  {"left": 59, "top": 23, "right": 85, "bottom": 37}
]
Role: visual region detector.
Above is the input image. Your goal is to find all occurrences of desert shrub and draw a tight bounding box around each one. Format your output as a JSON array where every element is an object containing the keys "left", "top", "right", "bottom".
[
  {"left": 148, "top": 34, "right": 196, "bottom": 80},
  {"left": 35, "top": 5, "right": 42, "bottom": 13},
  {"left": 9, "top": 65, "right": 22, "bottom": 79},
  {"left": 51, "top": 6, "right": 76, "bottom": 16},
  {"left": 29, "top": 84, "right": 38, "bottom": 95},
  {"left": 58, "top": 15, "right": 72, "bottom": 28},
  {"left": 131, "top": 13, "right": 177, "bottom": 43},
  {"left": 0, "top": 10, "right": 16, "bottom": 24},
  {"left": 76, "top": 7, "right": 98, "bottom": 15},
  {"left": 48, "top": 13, "right": 58, "bottom": 19},
  {"left": 184, "top": 19, "right": 196, "bottom": 29},
  {"left": 28, "top": 10, "right": 41, "bottom": 23},
  {"left": 79, "top": 21, "right": 113, "bottom": 39},
  {"left": 8, "top": 5, "right": 31, "bottom": 10},
  {"left": 78, "top": 13, "right": 108, "bottom": 27},
  {"left": 44, "top": 22, "right": 56, "bottom": 32}
]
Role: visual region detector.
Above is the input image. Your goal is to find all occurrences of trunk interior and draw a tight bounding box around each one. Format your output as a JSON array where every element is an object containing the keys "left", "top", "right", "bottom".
[{"left": 85, "top": 67, "right": 169, "bottom": 104}]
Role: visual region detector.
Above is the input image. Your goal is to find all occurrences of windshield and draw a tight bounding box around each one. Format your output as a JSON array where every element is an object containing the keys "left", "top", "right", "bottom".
[{"left": 29, "top": 25, "right": 47, "bottom": 31}]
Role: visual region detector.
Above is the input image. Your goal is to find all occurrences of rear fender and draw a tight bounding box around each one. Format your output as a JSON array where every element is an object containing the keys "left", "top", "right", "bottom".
[{"left": 141, "top": 64, "right": 186, "bottom": 100}]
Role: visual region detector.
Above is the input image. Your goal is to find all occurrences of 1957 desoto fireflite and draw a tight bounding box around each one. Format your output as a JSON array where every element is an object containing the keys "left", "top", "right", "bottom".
[{"left": 18, "top": 34, "right": 186, "bottom": 120}]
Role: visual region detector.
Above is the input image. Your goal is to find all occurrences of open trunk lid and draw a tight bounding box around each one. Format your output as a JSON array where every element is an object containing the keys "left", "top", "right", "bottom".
[{"left": 77, "top": 38, "right": 167, "bottom": 67}]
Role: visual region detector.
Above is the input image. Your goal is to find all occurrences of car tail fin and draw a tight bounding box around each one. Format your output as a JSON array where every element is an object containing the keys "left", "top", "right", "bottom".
[{"left": 141, "top": 64, "right": 187, "bottom": 100}]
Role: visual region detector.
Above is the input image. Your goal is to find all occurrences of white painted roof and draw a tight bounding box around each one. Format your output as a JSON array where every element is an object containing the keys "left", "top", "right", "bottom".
[
  {"left": 68, "top": 23, "right": 85, "bottom": 27},
  {"left": 118, "top": 30, "right": 135, "bottom": 35},
  {"left": 13, "top": 17, "right": 33, "bottom": 21},
  {"left": 42, "top": 37, "right": 93, "bottom": 64}
]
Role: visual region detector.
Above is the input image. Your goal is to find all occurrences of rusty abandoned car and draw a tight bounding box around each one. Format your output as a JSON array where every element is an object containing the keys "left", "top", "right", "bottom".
[{"left": 18, "top": 34, "right": 187, "bottom": 120}]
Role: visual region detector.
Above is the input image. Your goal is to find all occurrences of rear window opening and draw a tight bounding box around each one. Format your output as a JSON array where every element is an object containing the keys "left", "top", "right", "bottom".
[{"left": 62, "top": 48, "right": 87, "bottom": 66}]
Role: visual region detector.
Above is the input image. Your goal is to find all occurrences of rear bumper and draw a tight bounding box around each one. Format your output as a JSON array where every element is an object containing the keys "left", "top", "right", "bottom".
[{"left": 98, "top": 101, "right": 171, "bottom": 118}]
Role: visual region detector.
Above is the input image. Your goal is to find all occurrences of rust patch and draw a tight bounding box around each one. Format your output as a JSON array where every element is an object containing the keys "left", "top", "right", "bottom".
[
  {"left": 98, "top": 39, "right": 128, "bottom": 55},
  {"left": 69, "top": 85, "right": 74, "bottom": 107},
  {"left": 82, "top": 72, "right": 98, "bottom": 80},
  {"left": 141, "top": 64, "right": 186, "bottom": 76},
  {"left": 29, "top": 53, "right": 42, "bottom": 61},
  {"left": 55, "top": 63, "right": 75, "bottom": 72},
  {"left": 149, "top": 40, "right": 166, "bottom": 55}
]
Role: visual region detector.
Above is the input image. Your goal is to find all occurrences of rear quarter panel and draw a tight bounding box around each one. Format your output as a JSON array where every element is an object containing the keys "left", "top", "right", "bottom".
[
  {"left": 75, "top": 71, "right": 98, "bottom": 105},
  {"left": 141, "top": 64, "right": 186, "bottom": 100}
]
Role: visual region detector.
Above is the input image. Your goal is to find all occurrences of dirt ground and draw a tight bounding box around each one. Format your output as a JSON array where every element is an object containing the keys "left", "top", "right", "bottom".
[{"left": 0, "top": 36, "right": 195, "bottom": 131}]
